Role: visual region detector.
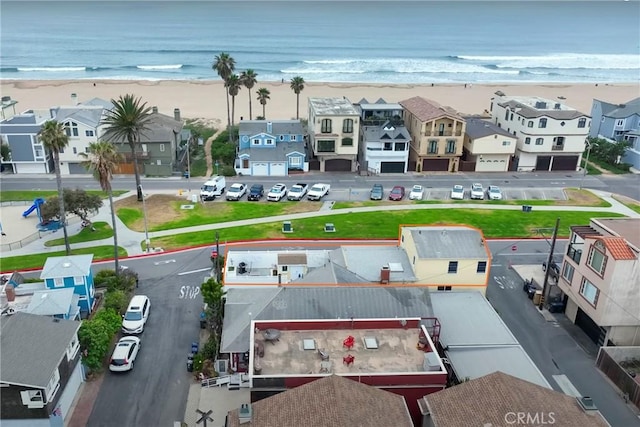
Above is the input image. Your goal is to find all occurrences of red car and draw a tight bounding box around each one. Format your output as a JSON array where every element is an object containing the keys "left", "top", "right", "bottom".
[{"left": 389, "top": 186, "right": 405, "bottom": 201}]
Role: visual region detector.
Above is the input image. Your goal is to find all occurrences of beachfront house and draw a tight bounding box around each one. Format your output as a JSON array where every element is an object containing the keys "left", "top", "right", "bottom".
[
  {"left": 235, "top": 120, "right": 306, "bottom": 176},
  {"left": 490, "top": 93, "right": 590, "bottom": 172},
  {"left": 398, "top": 96, "right": 466, "bottom": 172},
  {"left": 107, "top": 107, "right": 184, "bottom": 177},
  {"left": 0, "top": 109, "right": 52, "bottom": 174},
  {"left": 462, "top": 117, "right": 517, "bottom": 172},
  {"left": 307, "top": 97, "right": 360, "bottom": 172},
  {"left": 0, "top": 312, "right": 85, "bottom": 426},
  {"left": 40, "top": 255, "right": 95, "bottom": 318},
  {"left": 355, "top": 98, "right": 410, "bottom": 174},
  {"left": 589, "top": 97, "right": 640, "bottom": 170}
]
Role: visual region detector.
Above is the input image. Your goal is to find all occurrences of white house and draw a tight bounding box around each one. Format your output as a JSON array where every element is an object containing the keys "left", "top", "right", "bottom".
[
  {"left": 490, "top": 93, "right": 590, "bottom": 172},
  {"left": 463, "top": 117, "right": 517, "bottom": 172}
]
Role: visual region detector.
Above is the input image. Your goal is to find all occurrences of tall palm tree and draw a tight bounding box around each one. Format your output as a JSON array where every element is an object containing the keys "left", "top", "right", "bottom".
[
  {"left": 256, "top": 88, "right": 271, "bottom": 119},
  {"left": 101, "top": 94, "right": 152, "bottom": 202},
  {"left": 240, "top": 69, "right": 258, "bottom": 120},
  {"left": 290, "top": 76, "right": 305, "bottom": 120},
  {"left": 226, "top": 74, "right": 242, "bottom": 128},
  {"left": 212, "top": 52, "right": 236, "bottom": 142},
  {"left": 80, "top": 141, "right": 123, "bottom": 273},
  {"left": 38, "top": 120, "right": 71, "bottom": 254}
]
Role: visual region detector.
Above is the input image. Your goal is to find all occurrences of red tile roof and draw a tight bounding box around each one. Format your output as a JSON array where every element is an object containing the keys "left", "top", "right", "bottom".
[
  {"left": 598, "top": 237, "right": 637, "bottom": 260},
  {"left": 399, "top": 96, "right": 463, "bottom": 122}
]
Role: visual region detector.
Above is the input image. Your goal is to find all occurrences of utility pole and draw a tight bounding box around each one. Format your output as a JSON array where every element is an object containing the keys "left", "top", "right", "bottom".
[
  {"left": 215, "top": 231, "right": 221, "bottom": 283},
  {"left": 579, "top": 139, "right": 591, "bottom": 190},
  {"left": 539, "top": 217, "right": 560, "bottom": 310},
  {"left": 186, "top": 136, "right": 192, "bottom": 192}
]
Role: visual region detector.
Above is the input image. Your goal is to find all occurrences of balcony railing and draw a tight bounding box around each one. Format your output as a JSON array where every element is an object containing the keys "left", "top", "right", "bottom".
[
  {"left": 567, "top": 245, "right": 582, "bottom": 264},
  {"left": 123, "top": 152, "right": 151, "bottom": 161},
  {"left": 551, "top": 145, "right": 564, "bottom": 151}
]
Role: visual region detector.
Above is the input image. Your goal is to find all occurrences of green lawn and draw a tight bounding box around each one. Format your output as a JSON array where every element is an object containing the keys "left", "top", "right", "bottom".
[
  {"left": 1, "top": 190, "right": 127, "bottom": 201},
  {"left": 0, "top": 246, "right": 127, "bottom": 272},
  {"left": 44, "top": 221, "right": 113, "bottom": 247},
  {"left": 588, "top": 156, "right": 631, "bottom": 174},
  {"left": 148, "top": 209, "right": 623, "bottom": 251},
  {"left": 581, "top": 158, "right": 602, "bottom": 175}
]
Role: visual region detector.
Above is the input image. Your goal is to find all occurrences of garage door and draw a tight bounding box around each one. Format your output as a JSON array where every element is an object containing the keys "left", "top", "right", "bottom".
[
  {"left": 380, "top": 162, "right": 405, "bottom": 173},
  {"left": 325, "top": 159, "right": 352, "bottom": 172},
  {"left": 551, "top": 156, "right": 579, "bottom": 171},
  {"left": 68, "top": 162, "right": 88, "bottom": 174},
  {"left": 269, "top": 162, "right": 286, "bottom": 176},
  {"left": 575, "top": 308, "right": 606, "bottom": 346},
  {"left": 422, "top": 158, "right": 449, "bottom": 171},
  {"left": 252, "top": 162, "right": 269, "bottom": 176},
  {"left": 56, "top": 361, "right": 85, "bottom": 421},
  {"left": 16, "top": 163, "right": 47, "bottom": 174},
  {"left": 535, "top": 156, "right": 551, "bottom": 171}
]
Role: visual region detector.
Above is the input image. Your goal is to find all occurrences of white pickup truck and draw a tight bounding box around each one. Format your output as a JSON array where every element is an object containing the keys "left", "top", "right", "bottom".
[
  {"left": 287, "top": 183, "right": 308, "bottom": 201},
  {"left": 267, "top": 183, "right": 288, "bottom": 202},
  {"left": 307, "top": 183, "right": 331, "bottom": 201}
]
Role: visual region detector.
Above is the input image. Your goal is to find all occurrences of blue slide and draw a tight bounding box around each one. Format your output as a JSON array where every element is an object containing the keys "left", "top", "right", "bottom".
[{"left": 23, "top": 198, "right": 44, "bottom": 218}]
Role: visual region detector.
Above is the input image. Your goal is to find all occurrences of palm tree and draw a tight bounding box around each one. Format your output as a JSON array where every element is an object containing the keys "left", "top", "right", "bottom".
[
  {"left": 212, "top": 52, "right": 236, "bottom": 142},
  {"left": 256, "top": 88, "right": 271, "bottom": 119},
  {"left": 38, "top": 121, "right": 71, "bottom": 254},
  {"left": 240, "top": 69, "right": 258, "bottom": 120},
  {"left": 290, "top": 76, "right": 305, "bottom": 120},
  {"left": 80, "top": 142, "right": 123, "bottom": 273},
  {"left": 225, "top": 74, "right": 242, "bottom": 128},
  {"left": 101, "top": 94, "right": 152, "bottom": 201}
]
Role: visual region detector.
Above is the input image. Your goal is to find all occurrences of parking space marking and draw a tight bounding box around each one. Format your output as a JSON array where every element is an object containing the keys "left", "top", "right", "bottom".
[{"left": 178, "top": 267, "right": 211, "bottom": 276}]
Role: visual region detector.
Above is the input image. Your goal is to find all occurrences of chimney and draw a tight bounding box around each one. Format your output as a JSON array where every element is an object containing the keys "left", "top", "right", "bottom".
[
  {"left": 152, "top": 106, "right": 158, "bottom": 114},
  {"left": 5, "top": 284, "right": 15, "bottom": 302},
  {"left": 238, "top": 403, "right": 252, "bottom": 424},
  {"left": 380, "top": 265, "right": 390, "bottom": 284},
  {"left": 71, "top": 93, "right": 78, "bottom": 105},
  {"left": 174, "top": 108, "right": 181, "bottom": 121},
  {"left": 267, "top": 121, "right": 273, "bottom": 134}
]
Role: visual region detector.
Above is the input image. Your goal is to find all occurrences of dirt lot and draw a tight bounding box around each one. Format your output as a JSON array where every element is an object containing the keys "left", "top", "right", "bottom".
[{"left": 560, "top": 189, "right": 608, "bottom": 206}]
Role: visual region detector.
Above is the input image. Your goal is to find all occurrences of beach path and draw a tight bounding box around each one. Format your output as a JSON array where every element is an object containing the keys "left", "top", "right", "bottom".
[{"left": 204, "top": 129, "right": 223, "bottom": 178}]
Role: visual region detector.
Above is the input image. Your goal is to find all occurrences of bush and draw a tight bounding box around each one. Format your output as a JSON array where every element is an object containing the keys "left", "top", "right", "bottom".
[
  {"left": 78, "top": 308, "right": 122, "bottom": 372},
  {"left": 192, "top": 353, "right": 204, "bottom": 372},
  {"left": 202, "top": 335, "right": 219, "bottom": 360},
  {"left": 94, "top": 269, "right": 116, "bottom": 288},
  {"left": 221, "top": 165, "right": 236, "bottom": 176},
  {"left": 104, "top": 290, "right": 128, "bottom": 315}
]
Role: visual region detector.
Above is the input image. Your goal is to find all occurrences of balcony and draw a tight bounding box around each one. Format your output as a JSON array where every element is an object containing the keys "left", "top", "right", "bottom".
[
  {"left": 123, "top": 152, "right": 151, "bottom": 161},
  {"left": 551, "top": 145, "right": 564, "bottom": 151},
  {"left": 567, "top": 245, "right": 582, "bottom": 264}
]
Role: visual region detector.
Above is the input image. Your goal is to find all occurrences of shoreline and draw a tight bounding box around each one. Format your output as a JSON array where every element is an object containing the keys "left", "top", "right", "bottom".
[{"left": 2, "top": 79, "right": 637, "bottom": 124}]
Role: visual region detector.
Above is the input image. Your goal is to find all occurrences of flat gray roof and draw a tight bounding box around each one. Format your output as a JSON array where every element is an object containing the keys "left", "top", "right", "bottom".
[
  {"left": 336, "top": 246, "right": 417, "bottom": 283},
  {"left": 309, "top": 97, "right": 359, "bottom": 116},
  {"left": 410, "top": 227, "right": 489, "bottom": 259}
]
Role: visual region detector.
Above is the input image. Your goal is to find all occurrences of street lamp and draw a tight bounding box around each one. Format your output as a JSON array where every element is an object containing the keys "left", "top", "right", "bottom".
[
  {"left": 138, "top": 185, "right": 151, "bottom": 253},
  {"left": 579, "top": 139, "right": 592, "bottom": 190}
]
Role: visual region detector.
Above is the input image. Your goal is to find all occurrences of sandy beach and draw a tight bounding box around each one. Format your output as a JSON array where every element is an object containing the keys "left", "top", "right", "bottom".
[{"left": 1, "top": 80, "right": 637, "bottom": 125}]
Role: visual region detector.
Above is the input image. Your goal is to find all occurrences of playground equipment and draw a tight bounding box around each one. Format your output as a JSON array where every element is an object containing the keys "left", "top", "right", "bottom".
[
  {"left": 22, "top": 198, "right": 61, "bottom": 231},
  {"left": 22, "top": 198, "right": 44, "bottom": 219}
]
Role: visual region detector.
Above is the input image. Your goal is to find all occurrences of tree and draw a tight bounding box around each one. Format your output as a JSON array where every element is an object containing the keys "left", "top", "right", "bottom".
[
  {"left": 101, "top": 94, "right": 152, "bottom": 202},
  {"left": 290, "top": 76, "right": 305, "bottom": 120},
  {"left": 80, "top": 141, "right": 123, "bottom": 273},
  {"left": 40, "top": 189, "right": 103, "bottom": 223},
  {"left": 240, "top": 69, "right": 258, "bottom": 120},
  {"left": 256, "top": 88, "right": 271, "bottom": 119},
  {"left": 38, "top": 120, "right": 71, "bottom": 254},
  {"left": 226, "top": 74, "right": 242, "bottom": 129},
  {"left": 201, "top": 277, "right": 226, "bottom": 326},
  {"left": 78, "top": 308, "right": 122, "bottom": 372},
  {"left": 587, "top": 137, "right": 630, "bottom": 165},
  {"left": 212, "top": 52, "right": 236, "bottom": 142},
  {"left": 0, "top": 142, "right": 10, "bottom": 162}
]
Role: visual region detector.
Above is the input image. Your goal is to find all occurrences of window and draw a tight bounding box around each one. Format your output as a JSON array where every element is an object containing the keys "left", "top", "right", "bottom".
[
  {"left": 291, "top": 135, "right": 297, "bottom": 141},
  {"left": 535, "top": 138, "right": 544, "bottom": 145},
  {"left": 341, "top": 137, "right": 353, "bottom": 146},
  {"left": 562, "top": 262, "right": 574, "bottom": 283},
  {"left": 510, "top": 113, "right": 513, "bottom": 121},
  {"left": 394, "top": 142, "right": 406, "bottom": 151},
  {"left": 45, "top": 368, "right": 60, "bottom": 402},
  {"left": 59, "top": 147, "right": 64, "bottom": 153},
  {"left": 53, "top": 277, "right": 64, "bottom": 288},
  {"left": 279, "top": 135, "right": 285, "bottom": 141},
  {"left": 289, "top": 156, "right": 302, "bottom": 167},
  {"left": 34, "top": 144, "right": 44, "bottom": 161},
  {"left": 321, "top": 119, "right": 332, "bottom": 133},
  {"left": 554, "top": 136, "right": 565, "bottom": 147},
  {"left": 73, "top": 147, "right": 78, "bottom": 154},
  {"left": 560, "top": 121, "right": 566, "bottom": 127},
  {"left": 282, "top": 266, "right": 288, "bottom": 272},
  {"left": 85, "top": 130, "right": 95, "bottom": 137},
  {"left": 527, "top": 121, "right": 533, "bottom": 128},
  {"left": 384, "top": 142, "right": 392, "bottom": 151},
  {"left": 317, "top": 140, "right": 335, "bottom": 152},
  {"left": 159, "top": 144, "right": 165, "bottom": 152},
  {"left": 438, "top": 123, "right": 445, "bottom": 136},
  {"left": 252, "top": 139, "right": 260, "bottom": 145},
  {"left": 74, "top": 276, "right": 84, "bottom": 286},
  {"left": 20, "top": 390, "right": 44, "bottom": 408},
  {"left": 242, "top": 159, "right": 249, "bottom": 168},
  {"left": 578, "top": 118, "right": 586, "bottom": 128},
  {"left": 446, "top": 140, "right": 456, "bottom": 154},
  {"left": 343, "top": 119, "right": 354, "bottom": 133},
  {"left": 476, "top": 261, "right": 487, "bottom": 273},
  {"left": 525, "top": 137, "right": 531, "bottom": 145},
  {"left": 85, "top": 147, "right": 89, "bottom": 153},
  {"left": 504, "top": 109, "right": 509, "bottom": 120},
  {"left": 265, "top": 139, "right": 274, "bottom": 145},
  {"left": 580, "top": 278, "right": 600, "bottom": 306},
  {"left": 437, "top": 286, "right": 452, "bottom": 291},
  {"left": 538, "top": 118, "right": 547, "bottom": 128},
  {"left": 616, "top": 119, "right": 624, "bottom": 126},
  {"left": 428, "top": 140, "right": 438, "bottom": 154},
  {"left": 587, "top": 243, "right": 606, "bottom": 275},
  {"left": 502, "top": 140, "right": 511, "bottom": 146},
  {"left": 448, "top": 261, "right": 458, "bottom": 274}
]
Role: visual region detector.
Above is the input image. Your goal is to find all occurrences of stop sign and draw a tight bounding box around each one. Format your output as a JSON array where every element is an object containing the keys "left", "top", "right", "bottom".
[{"left": 211, "top": 250, "right": 218, "bottom": 258}]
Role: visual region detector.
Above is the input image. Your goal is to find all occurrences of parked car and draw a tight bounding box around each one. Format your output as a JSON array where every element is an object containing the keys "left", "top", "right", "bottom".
[
  {"left": 370, "top": 184, "right": 384, "bottom": 200},
  {"left": 287, "top": 183, "right": 308, "bottom": 201},
  {"left": 122, "top": 295, "right": 150, "bottom": 335},
  {"left": 389, "top": 186, "right": 405, "bottom": 201},
  {"left": 409, "top": 185, "right": 424, "bottom": 200},
  {"left": 267, "top": 183, "right": 288, "bottom": 202},
  {"left": 109, "top": 336, "right": 141, "bottom": 372},
  {"left": 470, "top": 183, "right": 484, "bottom": 200},
  {"left": 307, "top": 183, "right": 331, "bottom": 201},
  {"left": 450, "top": 185, "right": 465, "bottom": 200},
  {"left": 487, "top": 185, "right": 503, "bottom": 200},
  {"left": 200, "top": 176, "right": 226, "bottom": 201},
  {"left": 247, "top": 184, "right": 264, "bottom": 201},
  {"left": 225, "top": 183, "right": 247, "bottom": 201}
]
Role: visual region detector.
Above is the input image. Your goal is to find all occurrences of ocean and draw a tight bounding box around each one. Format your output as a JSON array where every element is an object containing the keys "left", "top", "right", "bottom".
[{"left": 1, "top": 1, "right": 639, "bottom": 83}]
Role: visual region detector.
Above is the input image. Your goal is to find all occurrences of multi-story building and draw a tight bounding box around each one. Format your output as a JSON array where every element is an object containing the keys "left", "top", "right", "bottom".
[
  {"left": 355, "top": 99, "right": 410, "bottom": 174},
  {"left": 0, "top": 109, "right": 52, "bottom": 174},
  {"left": 399, "top": 96, "right": 466, "bottom": 172},
  {"left": 235, "top": 120, "right": 306, "bottom": 176},
  {"left": 559, "top": 217, "right": 640, "bottom": 346},
  {"left": 490, "top": 93, "right": 590, "bottom": 172},
  {"left": 462, "top": 117, "right": 517, "bottom": 172},
  {"left": 40, "top": 255, "right": 96, "bottom": 318},
  {"left": 308, "top": 97, "right": 360, "bottom": 172},
  {"left": 589, "top": 97, "right": 640, "bottom": 170}
]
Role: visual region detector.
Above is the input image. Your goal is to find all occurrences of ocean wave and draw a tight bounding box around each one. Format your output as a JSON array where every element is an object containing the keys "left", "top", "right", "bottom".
[
  {"left": 16, "top": 66, "right": 88, "bottom": 72},
  {"left": 456, "top": 53, "right": 640, "bottom": 70},
  {"left": 136, "top": 64, "right": 183, "bottom": 70}
]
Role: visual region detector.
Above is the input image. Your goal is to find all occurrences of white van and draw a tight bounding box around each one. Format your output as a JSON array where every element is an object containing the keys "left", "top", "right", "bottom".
[{"left": 200, "top": 176, "right": 226, "bottom": 201}]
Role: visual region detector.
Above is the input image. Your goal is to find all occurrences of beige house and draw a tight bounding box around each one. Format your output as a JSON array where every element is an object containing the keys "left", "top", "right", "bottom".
[
  {"left": 559, "top": 218, "right": 640, "bottom": 346},
  {"left": 308, "top": 97, "right": 360, "bottom": 172},
  {"left": 462, "top": 117, "right": 517, "bottom": 172},
  {"left": 399, "top": 225, "right": 491, "bottom": 295},
  {"left": 399, "top": 96, "right": 466, "bottom": 172}
]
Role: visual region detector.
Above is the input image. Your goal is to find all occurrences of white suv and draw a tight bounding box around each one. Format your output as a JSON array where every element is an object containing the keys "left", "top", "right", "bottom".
[
  {"left": 470, "top": 183, "right": 484, "bottom": 200},
  {"left": 109, "top": 336, "right": 141, "bottom": 372},
  {"left": 122, "top": 295, "right": 150, "bottom": 335}
]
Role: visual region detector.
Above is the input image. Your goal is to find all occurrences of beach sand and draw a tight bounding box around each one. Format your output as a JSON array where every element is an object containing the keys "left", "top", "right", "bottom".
[{"left": 1, "top": 80, "right": 637, "bottom": 125}]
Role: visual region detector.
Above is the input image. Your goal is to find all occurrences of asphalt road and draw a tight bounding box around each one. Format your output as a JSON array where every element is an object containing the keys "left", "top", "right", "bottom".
[{"left": 2, "top": 170, "right": 638, "bottom": 200}]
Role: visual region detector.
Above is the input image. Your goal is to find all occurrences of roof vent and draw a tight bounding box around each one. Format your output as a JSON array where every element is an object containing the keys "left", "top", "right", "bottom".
[
  {"left": 239, "top": 403, "right": 252, "bottom": 424},
  {"left": 62, "top": 262, "right": 72, "bottom": 268},
  {"left": 576, "top": 396, "right": 598, "bottom": 411}
]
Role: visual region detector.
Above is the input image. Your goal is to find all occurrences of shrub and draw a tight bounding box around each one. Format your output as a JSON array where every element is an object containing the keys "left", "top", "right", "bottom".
[
  {"left": 221, "top": 165, "right": 236, "bottom": 176},
  {"left": 78, "top": 308, "right": 122, "bottom": 372},
  {"left": 104, "top": 290, "right": 128, "bottom": 315},
  {"left": 202, "top": 335, "right": 219, "bottom": 360},
  {"left": 192, "top": 353, "right": 204, "bottom": 372},
  {"left": 94, "top": 269, "right": 116, "bottom": 288}
]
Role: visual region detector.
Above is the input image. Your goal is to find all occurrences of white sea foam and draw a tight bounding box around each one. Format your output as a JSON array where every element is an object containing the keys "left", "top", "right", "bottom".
[
  {"left": 136, "top": 64, "right": 183, "bottom": 70},
  {"left": 458, "top": 53, "right": 640, "bottom": 70},
  {"left": 17, "top": 67, "right": 87, "bottom": 72}
]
